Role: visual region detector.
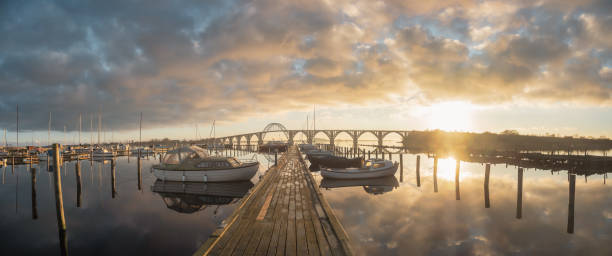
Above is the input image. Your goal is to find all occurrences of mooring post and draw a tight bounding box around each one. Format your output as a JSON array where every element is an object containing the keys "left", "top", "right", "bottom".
[
  {"left": 52, "top": 144, "right": 67, "bottom": 231},
  {"left": 111, "top": 159, "right": 116, "bottom": 199},
  {"left": 274, "top": 152, "right": 278, "bottom": 166},
  {"left": 30, "top": 167, "right": 37, "bottom": 220},
  {"left": 516, "top": 168, "right": 524, "bottom": 219},
  {"left": 389, "top": 152, "right": 392, "bottom": 161},
  {"left": 484, "top": 163, "right": 490, "bottom": 208},
  {"left": 399, "top": 154, "right": 403, "bottom": 182},
  {"left": 567, "top": 174, "right": 576, "bottom": 233},
  {"left": 433, "top": 157, "right": 438, "bottom": 193},
  {"left": 455, "top": 159, "right": 461, "bottom": 200},
  {"left": 137, "top": 156, "right": 142, "bottom": 191},
  {"left": 416, "top": 155, "right": 421, "bottom": 187},
  {"left": 76, "top": 161, "right": 82, "bottom": 208},
  {"left": 368, "top": 150, "right": 371, "bottom": 159},
  {"left": 375, "top": 150, "right": 378, "bottom": 159}
]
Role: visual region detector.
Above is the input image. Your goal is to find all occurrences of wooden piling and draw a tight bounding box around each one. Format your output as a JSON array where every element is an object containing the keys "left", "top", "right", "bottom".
[
  {"left": 567, "top": 174, "right": 576, "bottom": 233},
  {"left": 484, "top": 164, "right": 490, "bottom": 208},
  {"left": 76, "top": 161, "right": 82, "bottom": 207},
  {"left": 516, "top": 168, "right": 523, "bottom": 219},
  {"left": 111, "top": 160, "right": 116, "bottom": 198},
  {"left": 416, "top": 155, "right": 421, "bottom": 187},
  {"left": 433, "top": 157, "right": 438, "bottom": 193},
  {"left": 368, "top": 150, "right": 371, "bottom": 159},
  {"left": 52, "top": 144, "right": 66, "bottom": 231},
  {"left": 137, "top": 157, "right": 142, "bottom": 191},
  {"left": 399, "top": 154, "right": 403, "bottom": 182},
  {"left": 455, "top": 160, "right": 461, "bottom": 200},
  {"left": 30, "top": 167, "right": 37, "bottom": 220},
  {"left": 389, "top": 152, "right": 392, "bottom": 161}
]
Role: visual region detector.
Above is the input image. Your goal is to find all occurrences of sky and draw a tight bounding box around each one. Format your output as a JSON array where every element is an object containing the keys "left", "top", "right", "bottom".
[{"left": 0, "top": 0, "right": 611, "bottom": 145}]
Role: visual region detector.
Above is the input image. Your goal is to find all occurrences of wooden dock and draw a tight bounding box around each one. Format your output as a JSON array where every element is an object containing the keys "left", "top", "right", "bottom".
[{"left": 194, "top": 146, "right": 352, "bottom": 256}]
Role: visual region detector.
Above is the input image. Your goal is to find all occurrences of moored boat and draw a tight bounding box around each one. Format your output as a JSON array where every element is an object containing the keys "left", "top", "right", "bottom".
[
  {"left": 151, "top": 180, "right": 254, "bottom": 213},
  {"left": 306, "top": 149, "right": 333, "bottom": 160},
  {"left": 152, "top": 146, "right": 259, "bottom": 182},
  {"left": 92, "top": 148, "right": 116, "bottom": 158},
  {"left": 320, "top": 159, "right": 398, "bottom": 179},
  {"left": 309, "top": 155, "right": 363, "bottom": 169}
]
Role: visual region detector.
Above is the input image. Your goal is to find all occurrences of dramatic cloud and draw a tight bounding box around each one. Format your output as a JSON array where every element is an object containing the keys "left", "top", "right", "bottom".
[{"left": 0, "top": 0, "right": 610, "bottom": 132}]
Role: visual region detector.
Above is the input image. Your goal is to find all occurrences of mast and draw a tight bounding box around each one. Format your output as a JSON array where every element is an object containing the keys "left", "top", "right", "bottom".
[
  {"left": 97, "top": 109, "right": 101, "bottom": 146},
  {"left": 64, "top": 125, "right": 66, "bottom": 145},
  {"left": 79, "top": 114, "right": 82, "bottom": 146},
  {"left": 90, "top": 114, "right": 93, "bottom": 146},
  {"left": 16, "top": 104, "right": 19, "bottom": 147},
  {"left": 48, "top": 112, "right": 51, "bottom": 146},
  {"left": 139, "top": 112, "right": 142, "bottom": 148}
]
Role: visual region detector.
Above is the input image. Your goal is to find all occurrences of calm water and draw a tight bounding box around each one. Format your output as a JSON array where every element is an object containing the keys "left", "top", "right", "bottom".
[
  {"left": 0, "top": 151, "right": 272, "bottom": 256},
  {"left": 313, "top": 149, "right": 612, "bottom": 256}
]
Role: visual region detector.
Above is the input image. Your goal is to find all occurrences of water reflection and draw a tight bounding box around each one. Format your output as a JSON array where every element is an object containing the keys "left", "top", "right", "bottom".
[
  {"left": 320, "top": 176, "right": 399, "bottom": 195},
  {"left": 151, "top": 180, "right": 253, "bottom": 214},
  {"left": 318, "top": 152, "right": 611, "bottom": 256}
]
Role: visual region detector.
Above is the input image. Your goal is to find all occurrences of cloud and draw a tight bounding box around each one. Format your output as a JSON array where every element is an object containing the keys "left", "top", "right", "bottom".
[{"left": 0, "top": 0, "right": 610, "bottom": 132}]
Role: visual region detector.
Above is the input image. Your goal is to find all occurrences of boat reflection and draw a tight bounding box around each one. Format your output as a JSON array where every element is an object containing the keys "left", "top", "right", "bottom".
[
  {"left": 151, "top": 180, "right": 254, "bottom": 214},
  {"left": 320, "top": 176, "right": 399, "bottom": 195}
]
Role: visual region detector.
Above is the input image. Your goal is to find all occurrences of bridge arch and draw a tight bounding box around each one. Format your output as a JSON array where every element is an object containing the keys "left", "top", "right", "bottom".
[
  {"left": 381, "top": 131, "right": 405, "bottom": 153},
  {"left": 262, "top": 123, "right": 289, "bottom": 142},
  {"left": 292, "top": 131, "right": 309, "bottom": 144},
  {"left": 313, "top": 130, "right": 330, "bottom": 145}
]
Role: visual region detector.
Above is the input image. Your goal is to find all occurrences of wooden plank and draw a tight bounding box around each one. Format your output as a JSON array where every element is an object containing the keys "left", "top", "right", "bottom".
[{"left": 198, "top": 147, "right": 352, "bottom": 256}]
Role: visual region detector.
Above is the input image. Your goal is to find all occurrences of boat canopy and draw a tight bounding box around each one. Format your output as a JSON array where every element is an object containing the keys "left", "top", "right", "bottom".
[{"left": 162, "top": 146, "right": 210, "bottom": 165}]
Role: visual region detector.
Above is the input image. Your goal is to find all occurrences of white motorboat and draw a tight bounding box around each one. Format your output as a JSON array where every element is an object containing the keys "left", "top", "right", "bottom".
[
  {"left": 152, "top": 146, "right": 259, "bottom": 182},
  {"left": 92, "top": 148, "right": 116, "bottom": 158},
  {"left": 320, "top": 159, "right": 398, "bottom": 179},
  {"left": 38, "top": 151, "right": 50, "bottom": 161},
  {"left": 306, "top": 149, "right": 333, "bottom": 160}
]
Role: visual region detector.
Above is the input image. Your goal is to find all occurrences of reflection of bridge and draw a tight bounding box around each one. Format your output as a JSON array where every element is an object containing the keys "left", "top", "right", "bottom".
[{"left": 202, "top": 123, "right": 409, "bottom": 153}]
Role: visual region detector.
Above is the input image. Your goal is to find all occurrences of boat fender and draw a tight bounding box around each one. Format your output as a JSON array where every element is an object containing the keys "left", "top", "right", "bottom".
[{"left": 203, "top": 175, "right": 208, "bottom": 182}]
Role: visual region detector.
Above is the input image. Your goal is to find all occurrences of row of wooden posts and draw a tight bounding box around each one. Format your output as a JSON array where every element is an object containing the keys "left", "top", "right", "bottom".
[{"left": 44, "top": 144, "right": 148, "bottom": 256}]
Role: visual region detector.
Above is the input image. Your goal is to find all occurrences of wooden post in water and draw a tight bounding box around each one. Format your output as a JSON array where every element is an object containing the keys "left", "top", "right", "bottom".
[
  {"left": 52, "top": 144, "right": 67, "bottom": 255},
  {"left": 382, "top": 151, "right": 385, "bottom": 160},
  {"left": 274, "top": 152, "right": 278, "bottom": 166},
  {"left": 375, "top": 150, "right": 378, "bottom": 159},
  {"left": 567, "top": 174, "right": 576, "bottom": 234},
  {"left": 368, "top": 150, "right": 371, "bottom": 159},
  {"left": 389, "top": 152, "right": 392, "bottom": 161},
  {"left": 433, "top": 157, "right": 438, "bottom": 193},
  {"left": 399, "top": 154, "right": 403, "bottom": 182},
  {"left": 111, "top": 159, "right": 116, "bottom": 199},
  {"left": 455, "top": 160, "right": 461, "bottom": 200},
  {"left": 30, "top": 167, "right": 38, "bottom": 220},
  {"left": 76, "top": 161, "right": 82, "bottom": 208},
  {"left": 516, "top": 168, "right": 524, "bottom": 219},
  {"left": 416, "top": 155, "right": 421, "bottom": 187},
  {"left": 484, "top": 164, "right": 490, "bottom": 208},
  {"left": 137, "top": 156, "right": 142, "bottom": 191}
]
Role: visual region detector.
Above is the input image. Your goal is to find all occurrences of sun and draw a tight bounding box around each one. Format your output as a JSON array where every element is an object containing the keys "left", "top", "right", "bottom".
[{"left": 427, "top": 101, "right": 473, "bottom": 131}]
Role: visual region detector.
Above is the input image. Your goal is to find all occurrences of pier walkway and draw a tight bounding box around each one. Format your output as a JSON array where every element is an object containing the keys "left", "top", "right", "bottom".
[{"left": 194, "top": 146, "right": 352, "bottom": 256}]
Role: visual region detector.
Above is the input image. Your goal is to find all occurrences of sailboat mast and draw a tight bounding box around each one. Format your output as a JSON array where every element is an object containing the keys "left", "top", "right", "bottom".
[
  {"left": 139, "top": 112, "right": 142, "bottom": 148},
  {"left": 313, "top": 105, "right": 316, "bottom": 132},
  {"left": 90, "top": 114, "right": 93, "bottom": 146},
  {"left": 79, "top": 114, "right": 82, "bottom": 145},
  {"left": 97, "top": 110, "right": 101, "bottom": 146},
  {"left": 16, "top": 104, "right": 19, "bottom": 147},
  {"left": 48, "top": 112, "right": 51, "bottom": 146}
]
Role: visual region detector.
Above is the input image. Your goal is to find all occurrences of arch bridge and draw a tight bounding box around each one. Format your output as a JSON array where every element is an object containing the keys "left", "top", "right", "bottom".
[{"left": 202, "top": 123, "right": 410, "bottom": 154}]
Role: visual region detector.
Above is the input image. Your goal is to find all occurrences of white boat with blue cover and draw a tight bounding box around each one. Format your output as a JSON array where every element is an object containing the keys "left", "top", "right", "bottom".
[{"left": 320, "top": 159, "right": 398, "bottom": 179}]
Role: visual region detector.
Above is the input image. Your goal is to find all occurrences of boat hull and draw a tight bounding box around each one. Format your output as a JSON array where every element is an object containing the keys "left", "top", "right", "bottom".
[
  {"left": 321, "top": 163, "right": 398, "bottom": 179},
  {"left": 152, "top": 163, "right": 259, "bottom": 182}
]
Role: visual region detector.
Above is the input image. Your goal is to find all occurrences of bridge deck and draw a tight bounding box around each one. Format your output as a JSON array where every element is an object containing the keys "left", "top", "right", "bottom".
[{"left": 194, "top": 146, "right": 352, "bottom": 256}]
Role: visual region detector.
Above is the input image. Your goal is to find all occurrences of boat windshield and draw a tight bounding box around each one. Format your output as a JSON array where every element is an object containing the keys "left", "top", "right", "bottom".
[
  {"left": 162, "top": 146, "right": 209, "bottom": 165},
  {"left": 372, "top": 163, "right": 386, "bottom": 169},
  {"left": 227, "top": 158, "right": 240, "bottom": 167}
]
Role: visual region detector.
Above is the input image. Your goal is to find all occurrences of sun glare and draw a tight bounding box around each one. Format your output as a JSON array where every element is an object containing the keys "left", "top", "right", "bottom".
[{"left": 427, "top": 102, "right": 473, "bottom": 131}]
